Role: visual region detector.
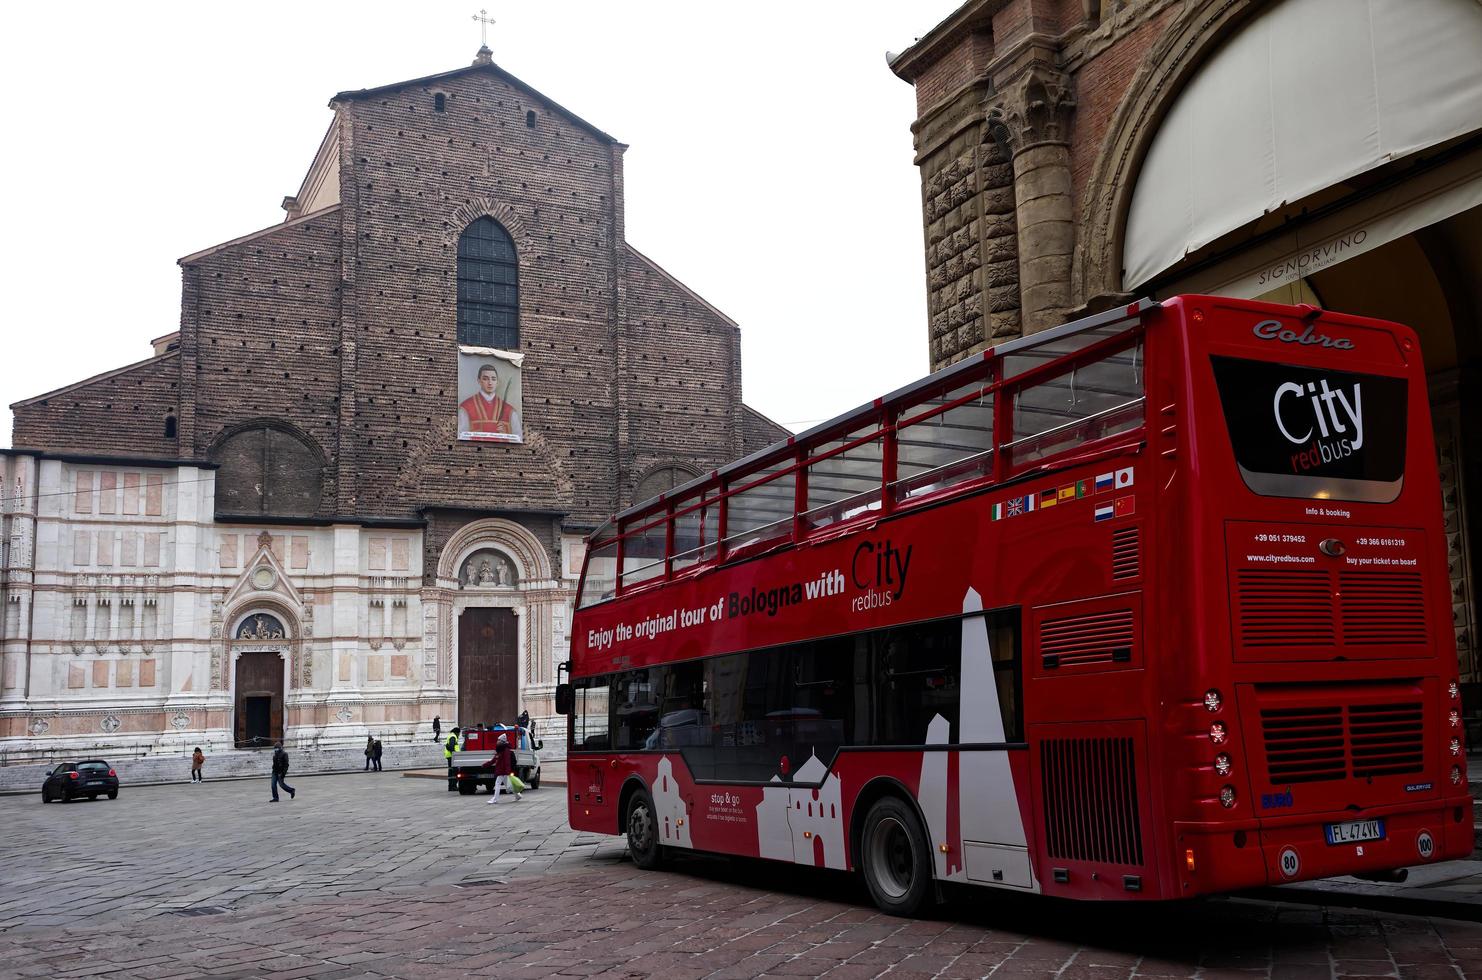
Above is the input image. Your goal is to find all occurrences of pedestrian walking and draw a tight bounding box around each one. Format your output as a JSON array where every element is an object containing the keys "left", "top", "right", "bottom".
[
  {"left": 371, "top": 738, "right": 383, "bottom": 772},
  {"left": 364, "top": 735, "right": 375, "bottom": 771},
  {"left": 486, "top": 733, "right": 523, "bottom": 804},
  {"left": 432, "top": 715, "right": 442, "bottom": 743},
  {"left": 445, "top": 727, "right": 461, "bottom": 791},
  {"left": 190, "top": 746, "right": 205, "bottom": 783},
  {"left": 270, "top": 742, "right": 296, "bottom": 802}
]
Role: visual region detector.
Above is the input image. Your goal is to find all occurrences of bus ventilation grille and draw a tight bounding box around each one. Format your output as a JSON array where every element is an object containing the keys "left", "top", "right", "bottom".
[
  {"left": 1236, "top": 570, "right": 1335, "bottom": 647},
  {"left": 1040, "top": 737, "right": 1144, "bottom": 866},
  {"left": 1260, "top": 702, "right": 1424, "bottom": 784},
  {"left": 1040, "top": 610, "right": 1134, "bottom": 669},
  {"left": 1236, "top": 569, "right": 1428, "bottom": 648},
  {"left": 1111, "top": 527, "right": 1140, "bottom": 580},
  {"left": 1338, "top": 572, "right": 1427, "bottom": 645}
]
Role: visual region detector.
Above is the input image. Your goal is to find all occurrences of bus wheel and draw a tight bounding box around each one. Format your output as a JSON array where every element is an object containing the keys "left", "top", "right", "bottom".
[
  {"left": 860, "top": 797, "right": 934, "bottom": 917},
  {"left": 625, "top": 789, "right": 664, "bottom": 870}
]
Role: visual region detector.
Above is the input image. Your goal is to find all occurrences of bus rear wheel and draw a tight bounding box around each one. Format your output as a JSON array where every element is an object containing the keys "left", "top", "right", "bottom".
[
  {"left": 860, "top": 797, "right": 934, "bottom": 917},
  {"left": 625, "top": 788, "right": 664, "bottom": 870}
]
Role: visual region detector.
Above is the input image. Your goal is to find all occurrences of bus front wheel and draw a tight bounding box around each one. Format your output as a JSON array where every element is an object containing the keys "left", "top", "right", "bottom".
[
  {"left": 860, "top": 797, "right": 934, "bottom": 917},
  {"left": 625, "top": 789, "right": 664, "bottom": 870}
]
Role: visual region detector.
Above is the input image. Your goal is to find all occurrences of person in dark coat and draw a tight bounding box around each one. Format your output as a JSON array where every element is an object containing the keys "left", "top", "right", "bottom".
[
  {"left": 364, "top": 735, "right": 375, "bottom": 771},
  {"left": 433, "top": 716, "right": 442, "bottom": 743},
  {"left": 270, "top": 742, "right": 296, "bottom": 802},
  {"left": 371, "top": 738, "right": 383, "bottom": 772}
]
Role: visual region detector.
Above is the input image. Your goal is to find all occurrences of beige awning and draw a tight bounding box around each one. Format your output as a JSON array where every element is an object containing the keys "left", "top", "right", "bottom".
[
  {"left": 1159, "top": 148, "right": 1482, "bottom": 298},
  {"left": 1123, "top": 0, "right": 1482, "bottom": 291}
]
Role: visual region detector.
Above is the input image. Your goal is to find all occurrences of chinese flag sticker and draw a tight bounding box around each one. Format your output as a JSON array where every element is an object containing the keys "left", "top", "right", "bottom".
[{"left": 1114, "top": 495, "right": 1135, "bottom": 518}]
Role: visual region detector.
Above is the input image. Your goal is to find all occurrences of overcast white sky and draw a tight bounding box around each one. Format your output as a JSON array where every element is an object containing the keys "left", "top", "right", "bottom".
[{"left": 0, "top": 1, "right": 963, "bottom": 446}]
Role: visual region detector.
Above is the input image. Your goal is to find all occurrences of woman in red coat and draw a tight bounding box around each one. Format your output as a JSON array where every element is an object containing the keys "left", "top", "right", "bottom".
[{"left": 487, "top": 734, "right": 523, "bottom": 804}]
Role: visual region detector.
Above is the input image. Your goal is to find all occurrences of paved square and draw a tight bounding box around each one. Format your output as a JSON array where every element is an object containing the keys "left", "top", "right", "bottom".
[{"left": 1, "top": 772, "right": 1480, "bottom": 978}]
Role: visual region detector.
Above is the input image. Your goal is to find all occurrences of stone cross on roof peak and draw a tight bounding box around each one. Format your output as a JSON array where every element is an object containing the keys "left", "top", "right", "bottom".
[{"left": 472, "top": 8, "right": 494, "bottom": 65}]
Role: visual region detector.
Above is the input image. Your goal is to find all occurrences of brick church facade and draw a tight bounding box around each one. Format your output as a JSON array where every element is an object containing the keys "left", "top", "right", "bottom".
[{"left": 0, "top": 47, "right": 786, "bottom": 760}]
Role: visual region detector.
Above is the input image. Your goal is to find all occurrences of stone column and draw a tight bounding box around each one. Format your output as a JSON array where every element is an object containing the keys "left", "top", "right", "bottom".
[{"left": 987, "top": 67, "right": 1077, "bottom": 334}]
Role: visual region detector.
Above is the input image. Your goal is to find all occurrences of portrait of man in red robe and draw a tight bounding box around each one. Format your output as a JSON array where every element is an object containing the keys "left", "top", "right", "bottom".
[{"left": 458, "top": 362, "right": 520, "bottom": 439}]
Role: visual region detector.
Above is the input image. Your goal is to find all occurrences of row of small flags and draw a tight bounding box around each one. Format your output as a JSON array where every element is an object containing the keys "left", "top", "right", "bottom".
[{"left": 991, "top": 466, "right": 1135, "bottom": 522}]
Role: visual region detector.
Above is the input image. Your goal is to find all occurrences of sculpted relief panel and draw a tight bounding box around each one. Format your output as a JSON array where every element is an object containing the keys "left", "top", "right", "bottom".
[{"left": 459, "top": 549, "right": 518, "bottom": 589}]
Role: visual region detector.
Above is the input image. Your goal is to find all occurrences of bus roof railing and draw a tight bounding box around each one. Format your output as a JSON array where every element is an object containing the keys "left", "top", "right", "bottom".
[{"left": 594, "top": 297, "right": 1157, "bottom": 539}]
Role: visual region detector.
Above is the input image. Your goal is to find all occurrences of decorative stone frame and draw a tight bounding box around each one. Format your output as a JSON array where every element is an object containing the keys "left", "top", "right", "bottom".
[
  {"left": 431, "top": 518, "right": 564, "bottom": 717},
  {"left": 1073, "top": 0, "right": 1264, "bottom": 305},
  {"left": 444, "top": 198, "right": 530, "bottom": 251},
  {"left": 225, "top": 601, "right": 300, "bottom": 742}
]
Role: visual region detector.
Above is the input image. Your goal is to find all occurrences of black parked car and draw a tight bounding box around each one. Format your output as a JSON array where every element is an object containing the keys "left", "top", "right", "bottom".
[{"left": 41, "top": 760, "right": 119, "bottom": 803}]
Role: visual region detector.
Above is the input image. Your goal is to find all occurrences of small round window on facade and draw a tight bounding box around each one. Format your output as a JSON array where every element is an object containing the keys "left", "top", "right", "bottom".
[{"left": 434, "top": 93, "right": 446, "bottom": 113}]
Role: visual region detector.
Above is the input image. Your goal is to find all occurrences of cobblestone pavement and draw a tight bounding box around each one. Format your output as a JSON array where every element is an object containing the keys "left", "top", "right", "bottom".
[{"left": 2, "top": 772, "right": 1481, "bottom": 978}]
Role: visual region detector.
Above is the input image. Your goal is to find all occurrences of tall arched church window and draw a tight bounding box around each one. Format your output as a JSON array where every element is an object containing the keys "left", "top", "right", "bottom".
[
  {"left": 210, "top": 423, "right": 325, "bottom": 518},
  {"left": 457, "top": 217, "right": 519, "bottom": 350}
]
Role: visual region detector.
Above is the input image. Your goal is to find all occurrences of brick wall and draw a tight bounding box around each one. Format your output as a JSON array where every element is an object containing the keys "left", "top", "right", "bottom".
[
  {"left": 12, "top": 353, "right": 181, "bottom": 456},
  {"left": 621, "top": 247, "right": 745, "bottom": 498},
  {"left": 11, "top": 62, "right": 768, "bottom": 538},
  {"left": 1067, "top": 5, "right": 1179, "bottom": 216},
  {"left": 741, "top": 406, "right": 790, "bottom": 454}
]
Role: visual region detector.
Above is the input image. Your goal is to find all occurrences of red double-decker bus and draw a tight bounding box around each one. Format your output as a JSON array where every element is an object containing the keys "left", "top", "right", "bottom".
[{"left": 558, "top": 295, "right": 1471, "bottom": 915}]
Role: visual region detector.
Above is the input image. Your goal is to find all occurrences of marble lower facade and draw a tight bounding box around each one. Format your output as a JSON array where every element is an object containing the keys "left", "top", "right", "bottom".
[{"left": 0, "top": 453, "right": 577, "bottom": 764}]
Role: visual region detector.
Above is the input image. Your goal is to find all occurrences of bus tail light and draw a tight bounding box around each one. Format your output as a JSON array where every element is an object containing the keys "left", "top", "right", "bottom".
[
  {"left": 1214, "top": 753, "right": 1232, "bottom": 777},
  {"left": 1185, "top": 849, "right": 1196, "bottom": 872},
  {"left": 1450, "top": 737, "right": 1462, "bottom": 757},
  {"left": 1450, "top": 680, "right": 1460, "bottom": 700},
  {"left": 1219, "top": 786, "right": 1237, "bottom": 808},
  {"left": 1450, "top": 710, "right": 1461, "bottom": 729},
  {"left": 1451, "top": 765, "right": 1463, "bottom": 786},
  {"left": 1209, "top": 721, "right": 1228, "bottom": 744},
  {"left": 1203, "top": 689, "right": 1222, "bottom": 712}
]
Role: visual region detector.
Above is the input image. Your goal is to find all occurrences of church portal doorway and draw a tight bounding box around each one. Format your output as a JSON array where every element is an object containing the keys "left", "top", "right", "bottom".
[
  {"left": 234, "top": 651, "right": 284, "bottom": 749},
  {"left": 458, "top": 607, "right": 517, "bottom": 728},
  {"left": 243, "top": 696, "right": 272, "bottom": 745}
]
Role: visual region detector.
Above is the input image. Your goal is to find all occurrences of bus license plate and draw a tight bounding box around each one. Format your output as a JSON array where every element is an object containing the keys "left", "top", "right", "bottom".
[{"left": 1325, "top": 819, "right": 1385, "bottom": 845}]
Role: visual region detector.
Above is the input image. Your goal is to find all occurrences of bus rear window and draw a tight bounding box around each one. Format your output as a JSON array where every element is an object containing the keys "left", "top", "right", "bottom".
[{"left": 1210, "top": 356, "right": 1407, "bottom": 502}]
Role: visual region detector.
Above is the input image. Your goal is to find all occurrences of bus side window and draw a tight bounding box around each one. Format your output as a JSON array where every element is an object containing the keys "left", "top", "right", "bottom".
[
  {"left": 613, "top": 669, "right": 661, "bottom": 750},
  {"left": 578, "top": 540, "right": 618, "bottom": 608},
  {"left": 1010, "top": 340, "right": 1144, "bottom": 466},
  {"left": 989, "top": 610, "right": 1023, "bottom": 743},
  {"left": 575, "top": 678, "right": 612, "bottom": 750},
  {"left": 893, "top": 380, "right": 995, "bottom": 504},
  {"left": 874, "top": 619, "right": 961, "bottom": 745},
  {"left": 648, "top": 660, "right": 710, "bottom": 752}
]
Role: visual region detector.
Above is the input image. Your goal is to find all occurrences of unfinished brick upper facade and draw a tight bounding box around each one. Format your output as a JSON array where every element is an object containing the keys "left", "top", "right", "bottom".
[{"left": 12, "top": 53, "right": 784, "bottom": 529}]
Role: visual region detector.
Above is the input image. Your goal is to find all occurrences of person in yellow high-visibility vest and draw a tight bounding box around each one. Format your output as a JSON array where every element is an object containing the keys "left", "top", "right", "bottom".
[{"left": 444, "top": 727, "right": 461, "bottom": 792}]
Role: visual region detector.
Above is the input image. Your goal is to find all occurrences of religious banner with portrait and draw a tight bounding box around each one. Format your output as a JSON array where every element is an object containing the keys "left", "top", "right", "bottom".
[{"left": 457, "top": 346, "right": 524, "bottom": 442}]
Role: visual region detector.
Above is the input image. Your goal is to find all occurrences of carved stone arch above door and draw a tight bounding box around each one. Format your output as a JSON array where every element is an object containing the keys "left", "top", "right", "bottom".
[{"left": 437, "top": 517, "right": 554, "bottom": 588}]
